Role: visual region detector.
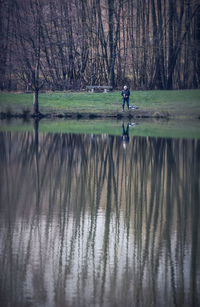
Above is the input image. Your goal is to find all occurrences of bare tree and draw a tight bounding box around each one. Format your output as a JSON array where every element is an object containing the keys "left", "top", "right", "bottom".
[
  {"left": 12, "top": 0, "right": 45, "bottom": 114},
  {"left": 1, "top": 0, "right": 200, "bottom": 91}
]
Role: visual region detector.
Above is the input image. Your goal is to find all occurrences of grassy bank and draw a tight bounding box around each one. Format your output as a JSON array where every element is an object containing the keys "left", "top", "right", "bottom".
[
  {"left": 0, "top": 89, "right": 200, "bottom": 119},
  {"left": 1, "top": 118, "right": 200, "bottom": 139}
]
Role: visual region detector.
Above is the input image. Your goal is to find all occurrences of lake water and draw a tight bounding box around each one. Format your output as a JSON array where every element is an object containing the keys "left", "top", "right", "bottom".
[{"left": 0, "top": 125, "right": 199, "bottom": 307}]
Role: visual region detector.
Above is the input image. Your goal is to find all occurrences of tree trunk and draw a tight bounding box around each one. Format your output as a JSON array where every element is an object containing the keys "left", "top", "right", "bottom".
[
  {"left": 167, "top": 0, "right": 174, "bottom": 89},
  {"left": 33, "top": 89, "right": 39, "bottom": 114},
  {"left": 33, "top": 118, "right": 40, "bottom": 207},
  {"left": 108, "top": 0, "right": 114, "bottom": 87}
]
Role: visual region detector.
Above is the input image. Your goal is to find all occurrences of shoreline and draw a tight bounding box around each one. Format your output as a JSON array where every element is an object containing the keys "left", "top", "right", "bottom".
[
  {"left": 0, "top": 90, "right": 200, "bottom": 121},
  {"left": 0, "top": 109, "right": 195, "bottom": 120}
]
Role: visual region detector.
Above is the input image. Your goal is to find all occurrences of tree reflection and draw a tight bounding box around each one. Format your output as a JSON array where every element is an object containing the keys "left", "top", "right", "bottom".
[{"left": 0, "top": 127, "right": 199, "bottom": 307}]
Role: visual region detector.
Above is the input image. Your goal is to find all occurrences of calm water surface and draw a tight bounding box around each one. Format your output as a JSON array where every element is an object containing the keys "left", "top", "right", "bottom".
[{"left": 0, "top": 126, "right": 199, "bottom": 307}]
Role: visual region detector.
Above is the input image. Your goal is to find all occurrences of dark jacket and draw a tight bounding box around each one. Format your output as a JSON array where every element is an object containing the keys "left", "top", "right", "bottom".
[{"left": 121, "top": 89, "right": 130, "bottom": 99}]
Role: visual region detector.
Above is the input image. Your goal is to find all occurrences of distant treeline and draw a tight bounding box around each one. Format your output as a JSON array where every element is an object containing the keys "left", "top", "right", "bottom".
[{"left": 0, "top": 0, "right": 200, "bottom": 91}]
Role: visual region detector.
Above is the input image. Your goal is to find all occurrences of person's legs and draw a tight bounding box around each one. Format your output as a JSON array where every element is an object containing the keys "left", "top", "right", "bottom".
[
  {"left": 127, "top": 98, "right": 129, "bottom": 109},
  {"left": 122, "top": 98, "right": 125, "bottom": 111},
  {"left": 126, "top": 123, "right": 129, "bottom": 135},
  {"left": 122, "top": 122, "right": 125, "bottom": 135}
]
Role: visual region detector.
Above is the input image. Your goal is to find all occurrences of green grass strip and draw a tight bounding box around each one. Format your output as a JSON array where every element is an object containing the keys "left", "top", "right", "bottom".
[
  {"left": 1, "top": 118, "right": 200, "bottom": 139},
  {"left": 0, "top": 90, "right": 200, "bottom": 117}
]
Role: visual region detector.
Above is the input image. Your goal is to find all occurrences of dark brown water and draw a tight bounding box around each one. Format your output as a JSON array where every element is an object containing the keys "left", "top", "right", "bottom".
[{"left": 0, "top": 129, "right": 199, "bottom": 307}]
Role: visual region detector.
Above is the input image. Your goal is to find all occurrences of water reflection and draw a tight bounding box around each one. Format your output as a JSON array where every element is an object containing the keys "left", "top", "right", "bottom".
[
  {"left": 122, "top": 122, "right": 129, "bottom": 150},
  {"left": 0, "top": 126, "right": 199, "bottom": 307}
]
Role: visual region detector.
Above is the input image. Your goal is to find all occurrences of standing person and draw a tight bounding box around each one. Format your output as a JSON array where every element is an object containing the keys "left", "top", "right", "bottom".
[{"left": 121, "top": 85, "right": 130, "bottom": 111}]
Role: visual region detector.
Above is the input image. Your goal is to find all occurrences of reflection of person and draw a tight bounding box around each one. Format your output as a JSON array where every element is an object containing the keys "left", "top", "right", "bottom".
[
  {"left": 122, "top": 122, "right": 129, "bottom": 149},
  {"left": 121, "top": 85, "right": 130, "bottom": 111}
]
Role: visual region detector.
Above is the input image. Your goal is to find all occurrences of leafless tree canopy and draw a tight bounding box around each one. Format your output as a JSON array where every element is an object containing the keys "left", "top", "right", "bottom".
[{"left": 1, "top": 0, "right": 200, "bottom": 91}]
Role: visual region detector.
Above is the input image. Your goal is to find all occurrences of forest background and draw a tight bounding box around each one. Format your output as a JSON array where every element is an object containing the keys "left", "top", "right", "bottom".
[{"left": 0, "top": 0, "right": 200, "bottom": 95}]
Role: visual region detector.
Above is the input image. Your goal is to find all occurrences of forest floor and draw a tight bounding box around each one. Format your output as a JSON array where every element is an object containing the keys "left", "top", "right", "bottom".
[{"left": 0, "top": 89, "right": 200, "bottom": 120}]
